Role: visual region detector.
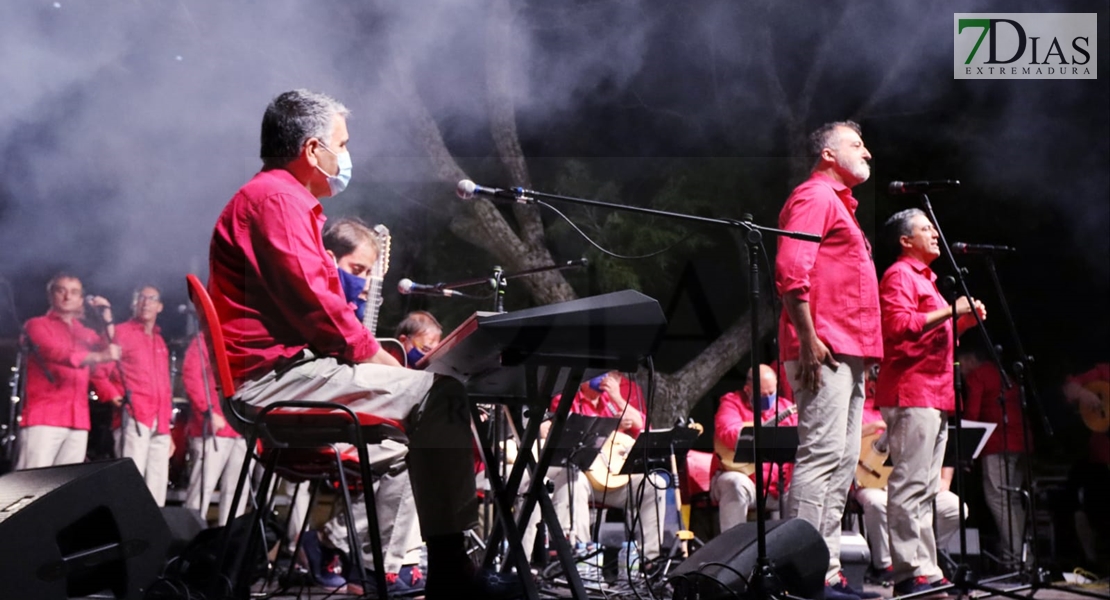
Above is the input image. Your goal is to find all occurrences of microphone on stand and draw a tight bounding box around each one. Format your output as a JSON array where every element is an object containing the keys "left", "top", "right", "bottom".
[
  {"left": 456, "top": 179, "right": 532, "bottom": 203},
  {"left": 398, "top": 278, "right": 468, "bottom": 297},
  {"left": 888, "top": 180, "right": 961, "bottom": 195},
  {"left": 950, "top": 242, "right": 1017, "bottom": 254}
]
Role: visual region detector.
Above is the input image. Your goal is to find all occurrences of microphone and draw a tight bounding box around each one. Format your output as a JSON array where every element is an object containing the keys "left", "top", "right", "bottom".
[
  {"left": 456, "top": 179, "right": 530, "bottom": 203},
  {"left": 951, "top": 242, "right": 1016, "bottom": 254},
  {"left": 888, "top": 180, "right": 961, "bottom": 195},
  {"left": 85, "top": 295, "right": 97, "bottom": 305},
  {"left": 177, "top": 304, "right": 196, "bottom": 314},
  {"left": 397, "top": 278, "right": 466, "bottom": 297}
]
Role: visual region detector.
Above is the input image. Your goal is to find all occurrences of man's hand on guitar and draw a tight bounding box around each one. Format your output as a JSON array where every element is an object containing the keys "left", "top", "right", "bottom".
[
  {"left": 365, "top": 346, "right": 403, "bottom": 367},
  {"left": 860, "top": 420, "right": 886, "bottom": 438}
]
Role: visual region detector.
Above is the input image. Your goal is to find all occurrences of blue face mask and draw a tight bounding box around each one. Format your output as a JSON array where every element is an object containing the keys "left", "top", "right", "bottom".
[
  {"left": 337, "top": 268, "right": 367, "bottom": 321},
  {"left": 317, "top": 144, "right": 352, "bottom": 197},
  {"left": 588, "top": 375, "right": 606, "bottom": 391},
  {"left": 759, "top": 392, "right": 776, "bottom": 411},
  {"left": 406, "top": 345, "right": 426, "bottom": 367}
]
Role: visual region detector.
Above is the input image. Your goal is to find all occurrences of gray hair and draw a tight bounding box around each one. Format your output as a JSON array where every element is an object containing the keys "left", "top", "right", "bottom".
[
  {"left": 808, "top": 120, "right": 862, "bottom": 165},
  {"left": 884, "top": 208, "right": 926, "bottom": 240},
  {"left": 260, "top": 89, "right": 350, "bottom": 169}
]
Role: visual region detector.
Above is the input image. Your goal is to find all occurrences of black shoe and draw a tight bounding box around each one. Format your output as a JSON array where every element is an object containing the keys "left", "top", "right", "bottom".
[
  {"left": 866, "top": 565, "right": 895, "bottom": 586},
  {"left": 425, "top": 567, "right": 524, "bottom": 600},
  {"left": 836, "top": 571, "right": 882, "bottom": 599}
]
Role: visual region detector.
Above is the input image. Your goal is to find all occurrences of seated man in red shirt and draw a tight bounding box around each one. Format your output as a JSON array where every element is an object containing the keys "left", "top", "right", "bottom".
[
  {"left": 16, "top": 273, "right": 120, "bottom": 469},
  {"left": 207, "top": 89, "right": 518, "bottom": 599},
  {"left": 536, "top": 372, "right": 666, "bottom": 568},
  {"left": 711, "top": 364, "right": 797, "bottom": 531}
]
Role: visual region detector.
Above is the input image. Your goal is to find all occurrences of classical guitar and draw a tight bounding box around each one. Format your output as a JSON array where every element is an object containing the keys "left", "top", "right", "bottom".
[
  {"left": 586, "top": 422, "right": 704, "bottom": 493},
  {"left": 855, "top": 430, "right": 891, "bottom": 489},
  {"left": 1080, "top": 380, "right": 1110, "bottom": 433},
  {"left": 360, "top": 224, "right": 406, "bottom": 365},
  {"left": 714, "top": 405, "right": 798, "bottom": 475}
]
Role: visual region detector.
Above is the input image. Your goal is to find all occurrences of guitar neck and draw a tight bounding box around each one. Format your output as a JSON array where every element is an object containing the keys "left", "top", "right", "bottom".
[{"left": 362, "top": 276, "right": 385, "bottom": 335}]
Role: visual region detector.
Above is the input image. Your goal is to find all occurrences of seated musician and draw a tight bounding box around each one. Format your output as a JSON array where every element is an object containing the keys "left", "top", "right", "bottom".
[
  {"left": 395, "top": 310, "right": 443, "bottom": 368},
  {"left": 710, "top": 364, "right": 797, "bottom": 532},
  {"left": 854, "top": 379, "right": 963, "bottom": 584},
  {"left": 535, "top": 372, "right": 666, "bottom": 567},
  {"left": 1060, "top": 361, "right": 1110, "bottom": 569},
  {"left": 208, "top": 89, "right": 518, "bottom": 599},
  {"left": 312, "top": 219, "right": 428, "bottom": 594}
]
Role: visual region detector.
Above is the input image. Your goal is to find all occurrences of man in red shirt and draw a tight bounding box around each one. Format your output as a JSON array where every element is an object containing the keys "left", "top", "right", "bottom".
[
  {"left": 775, "top": 121, "right": 883, "bottom": 600},
  {"left": 876, "top": 208, "right": 984, "bottom": 596},
  {"left": 1061, "top": 362, "right": 1110, "bottom": 567},
  {"left": 111, "top": 285, "right": 174, "bottom": 506},
  {"left": 536, "top": 372, "right": 665, "bottom": 565},
  {"left": 208, "top": 90, "right": 516, "bottom": 599},
  {"left": 182, "top": 334, "right": 247, "bottom": 527},
  {"left": 958, "top": 346, "right": 1027, "bottom": 566},
  {"left": 711, "top": 364, "right": 797, "bottom": 531},
  {"left": 16, "top": 273, "right": 120, "bottom": 469}
]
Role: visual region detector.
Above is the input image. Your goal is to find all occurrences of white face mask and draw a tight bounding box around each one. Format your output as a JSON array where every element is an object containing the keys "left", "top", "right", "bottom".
[{"left": 316, "top": 143, "right": 352, "bottom": 197}]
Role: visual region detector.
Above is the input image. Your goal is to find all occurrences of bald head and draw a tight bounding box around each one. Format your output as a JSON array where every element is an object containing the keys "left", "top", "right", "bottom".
[{"left": 746, "top": 364, "right": 778, "bottom": 399}]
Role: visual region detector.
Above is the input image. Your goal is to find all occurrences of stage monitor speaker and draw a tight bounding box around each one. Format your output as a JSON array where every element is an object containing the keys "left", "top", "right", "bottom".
[
  {"left": 668, "top": 518, "right": 829, "bottom": 600},
  {"left": 0, "top": 459, "right": 171, "bottom": 599}
]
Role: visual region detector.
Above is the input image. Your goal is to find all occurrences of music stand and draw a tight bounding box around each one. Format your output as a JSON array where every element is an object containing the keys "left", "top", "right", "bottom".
[
  {"left": 942, "top": 421, "right": 994, "bottom": 468},
  {"left": 618, "top": 426, "right": 701, "bottom": 476},
  {"left": 733, "top": 426, "right": 799, "bottom": 466},
  {"left": 552, "top": 414, "right": 620, "bottom": 472}
]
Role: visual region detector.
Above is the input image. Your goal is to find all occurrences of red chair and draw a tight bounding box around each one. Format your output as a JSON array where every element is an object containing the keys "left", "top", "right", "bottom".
[{"left": 186, "top": 274, "right": 404, "bottom": 598}]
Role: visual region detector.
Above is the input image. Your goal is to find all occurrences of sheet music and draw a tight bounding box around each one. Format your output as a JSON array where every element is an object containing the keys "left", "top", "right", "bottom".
[{"left": 960, "top": 419, "right": 997, "bottom": 460}]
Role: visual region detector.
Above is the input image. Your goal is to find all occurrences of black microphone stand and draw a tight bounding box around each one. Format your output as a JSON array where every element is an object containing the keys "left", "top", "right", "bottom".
[
  {"left": 482, "top": 184, "right": 820, "bottom": 600},
  {"left": 94, "top": 307, "right": 143, "bottom": 452}
]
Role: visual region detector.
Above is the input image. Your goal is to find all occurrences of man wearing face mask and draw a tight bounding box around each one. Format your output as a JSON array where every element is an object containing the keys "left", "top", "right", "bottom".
[
  {"left": 316, "top": 219, "right": 429, "bottom": 595},
  {"left": 711, "top": 364, "right": 798, "bottom": 532},
  {"left": 395, "top": 311, "right": 442, "bottom": 368},
  {"left": 208, "top": 89, "right": 520, "bottom": 599}
]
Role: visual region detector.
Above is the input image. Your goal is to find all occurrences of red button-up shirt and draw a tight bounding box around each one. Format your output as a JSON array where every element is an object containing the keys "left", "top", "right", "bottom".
[
  {"left": 182, "top": 336, "right": 238, "bottom": 438},
  {"left": 776, "top": 172, "right": 883, "bottom": 362},
  {"left": 112, "top": 320, "right": 174, "bottom": 434},
  {"left": 963, "top": 362, "right": 1026, "bottom": 455},
  {"left": 551, "top": 377, "right": 647, "bottom": 439},
  {"left": 875, "top": 255, "right": 954, "bottom": 411},
  {"left": 712, "top": 390, "right": 797, "bottom": 498},
  {"left": 208, "top": 169, "right": 380, "bottom": 384},
  {"left": 21, "top": 312, "right": 117, "bottom": 430}
]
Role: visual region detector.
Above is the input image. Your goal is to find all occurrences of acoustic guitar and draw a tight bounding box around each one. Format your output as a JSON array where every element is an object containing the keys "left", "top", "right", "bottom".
[
  {"left": 1080, "top": 380, "right": 1110, "bottom": 433},
  {"left": 855, "top": 430, "right": 891, "bottom": 489},
  {"left": 586, "top": 422, "right": 703, "bottom": 493},
  {"left": 713, "top": 405, "right": 797, "bottom": 475},
  {"left": 360, "top": 224, "right": 406, "bottom": 364}
]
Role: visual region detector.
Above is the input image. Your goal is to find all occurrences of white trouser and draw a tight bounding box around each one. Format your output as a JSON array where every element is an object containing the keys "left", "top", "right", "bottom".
[
  {"left": 15, "top": 425, "right": 87, "bottom": 469},
  {"left": 114, "top": 413, "right": 172, "bottom": 506},
  {"left": 184, "top": 435, "right": 249, "bottom": 526},
  {"left": 785, "top": 356, "right": 866, "bottom": 583}
]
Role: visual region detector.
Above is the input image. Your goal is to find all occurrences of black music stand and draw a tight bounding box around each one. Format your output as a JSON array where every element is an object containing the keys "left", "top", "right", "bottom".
[
  {"left": 618, "top": 426, "right": 701, "bottom": 476},
  {"left": 616, "top": 426, "right": 702, "bottom": 580},
  {"left": 733, "top": 426, "right": 799, "bottom": 466},
  {"left": 942, "top": 422, "right": 992, "bottom": 468},
  {"left": 552, "top": 414, "right": 620, "bottom": 473}
]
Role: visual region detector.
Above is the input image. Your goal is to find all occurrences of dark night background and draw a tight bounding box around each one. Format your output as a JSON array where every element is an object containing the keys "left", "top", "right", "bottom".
[{"left": 0, "top": 0, "right": 1107, "bottom": 486}]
